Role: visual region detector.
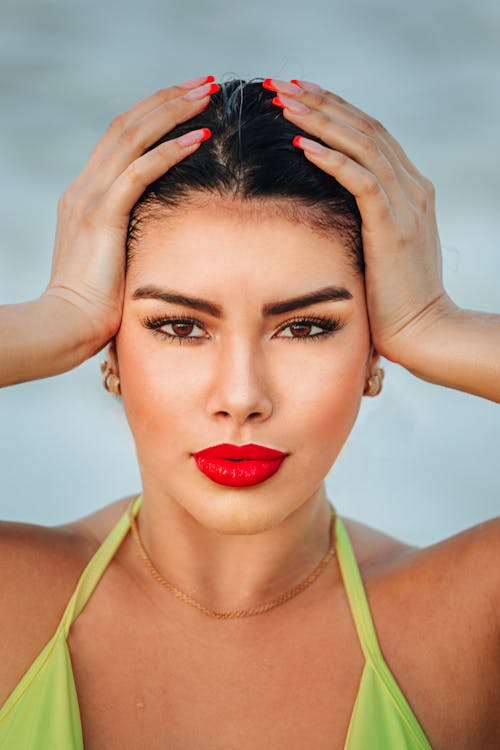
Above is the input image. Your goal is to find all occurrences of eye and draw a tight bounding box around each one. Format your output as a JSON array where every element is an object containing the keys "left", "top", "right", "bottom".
[
  {"left": 275, "top": 316, "right": 343, "bottom": 341},
  {"left": 143, "top": 315, "right": 208, "bottom": 344}
]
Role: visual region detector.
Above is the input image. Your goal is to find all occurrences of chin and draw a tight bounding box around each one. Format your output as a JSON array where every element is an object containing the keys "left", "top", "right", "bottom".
[{"left": 187, "top": 493, "right": 287, "bottom": 536}]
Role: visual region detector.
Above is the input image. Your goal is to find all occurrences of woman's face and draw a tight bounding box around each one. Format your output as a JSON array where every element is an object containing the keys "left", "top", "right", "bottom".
[{"left": 112, "top": 198, "right": 377, "bottom": 534}]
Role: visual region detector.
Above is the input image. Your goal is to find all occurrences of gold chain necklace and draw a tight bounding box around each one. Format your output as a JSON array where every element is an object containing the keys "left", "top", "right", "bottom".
[{"left": 128, "top": 499, "right": 337, "bottom": 620}]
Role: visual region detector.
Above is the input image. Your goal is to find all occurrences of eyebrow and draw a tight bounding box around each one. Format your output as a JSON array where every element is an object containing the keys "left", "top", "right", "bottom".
[{"left": 131, "top": 284, "right": 353, "bottom": 318}]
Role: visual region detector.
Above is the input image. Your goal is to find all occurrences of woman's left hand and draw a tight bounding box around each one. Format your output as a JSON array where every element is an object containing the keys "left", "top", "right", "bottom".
[{"left": 263, "top": 78, "right": 458, "bottom": 368}]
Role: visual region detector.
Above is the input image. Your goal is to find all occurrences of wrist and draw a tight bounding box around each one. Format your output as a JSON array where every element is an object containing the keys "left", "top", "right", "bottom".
[
  {"left": 38, "top": 291, "right": 109, "bottom": 364},
  {"left": 0, "top": 295, "right": 105, "bottom": 387},
  {"left": 388, "top": 299, "right": 500, "bottom": 402}
]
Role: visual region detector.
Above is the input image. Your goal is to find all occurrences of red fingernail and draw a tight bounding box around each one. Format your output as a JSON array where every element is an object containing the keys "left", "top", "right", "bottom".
[
  {"left": 272, "top": 96, "right": 286, "bottom": 108},
  {"left": 262, "top": 78, "right": 276, "bottom": 91},
  {"left": 178, "top": 128, "right": 212, "bottom": 147},
  {"left": 292, "top": 136, "right": 326, "bottom": 154},
  {"left": 179, "top": 75, "right": 215, "bottom": 89},
  {"left": 183, "top": 82, "right": 220, "bottom": 101}
]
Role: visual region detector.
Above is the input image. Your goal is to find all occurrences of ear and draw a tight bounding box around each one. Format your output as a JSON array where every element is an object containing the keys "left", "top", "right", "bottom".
[
  {"left": 106, "top": 338, "right": 119, "bottom": 375},
  {"left": 366, "top": 343, "right": 381, "bottom": 375}
]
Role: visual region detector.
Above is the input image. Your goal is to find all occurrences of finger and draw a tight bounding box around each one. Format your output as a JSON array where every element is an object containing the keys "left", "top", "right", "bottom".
[
  {"left": 78, "top": 82, "right": 218, "bottom": 191},
  {"left": 266, "top": 79, "right": 427, "bottom": 201},
  {"left": 292, "top": 137, "right": 390, "bottom": 220},
  {"left": 294, "top": 79, "right": 425, "bottom": 188},
  {"left": 101, "top": 128, "right": 212, "bottom": 221},
  {"left": 274, "top": 96, "right": 408, "bottom": 209},
  {"left": 84, "top": 76, "right": 215, "bottom": 168},
  {"left": 287, "top": 79, "right": 422, "bottom": 178}
]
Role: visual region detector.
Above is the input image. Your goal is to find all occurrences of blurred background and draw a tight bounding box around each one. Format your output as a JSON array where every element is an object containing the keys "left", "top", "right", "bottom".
[{"left": 0, "top": 0, "right": 498, "bottom": 544}]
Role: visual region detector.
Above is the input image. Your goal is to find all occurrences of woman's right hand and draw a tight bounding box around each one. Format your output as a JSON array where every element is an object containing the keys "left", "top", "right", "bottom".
[{"left": 42, "top": 76, "right": 217, "bottom": 357}]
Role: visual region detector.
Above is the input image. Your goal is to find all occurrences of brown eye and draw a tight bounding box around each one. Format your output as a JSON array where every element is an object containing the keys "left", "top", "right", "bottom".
[
  {"left": 171, "top": 322, "right": 194, "bottom": 336},
  {"left": 289, "top": 323, "right": 312, "bottom": 338},
  {"left": 274, "top": 316, "right": 343, "bottom": 342}
]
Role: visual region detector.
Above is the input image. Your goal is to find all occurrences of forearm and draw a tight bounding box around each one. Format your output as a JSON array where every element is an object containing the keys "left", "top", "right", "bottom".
[
  {"left": 396, "top": 304, "right": 500, "bottom": 403},
  {"left": 0, "top": 295, "right": 102, "bottom": 387}
]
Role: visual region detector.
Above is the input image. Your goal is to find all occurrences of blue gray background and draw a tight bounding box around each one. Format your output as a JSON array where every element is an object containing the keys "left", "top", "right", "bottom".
[{"left": 1, "top": 0, "right": 498, "bottom": 544}]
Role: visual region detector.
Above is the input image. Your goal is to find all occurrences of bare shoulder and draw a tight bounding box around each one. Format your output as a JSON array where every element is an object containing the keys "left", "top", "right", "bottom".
[
  {"left": 342, "top": 512, "right": 500, "bottom": 620},
  {"left": 341, "top": 513, "right": 500, "bottom": 748},
  {"left": 0, "top": 495, "right": 134, "bottom": 709}
]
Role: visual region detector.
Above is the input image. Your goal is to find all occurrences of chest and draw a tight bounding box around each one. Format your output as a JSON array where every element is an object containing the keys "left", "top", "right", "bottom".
[{"left": 67, "top": 595, "right": 365, "bottom": 750}]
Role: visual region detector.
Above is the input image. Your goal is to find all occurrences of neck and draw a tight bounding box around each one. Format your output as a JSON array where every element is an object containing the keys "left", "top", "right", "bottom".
[{"left": 130, "top": 483, "right": 336, "bottom": 615}]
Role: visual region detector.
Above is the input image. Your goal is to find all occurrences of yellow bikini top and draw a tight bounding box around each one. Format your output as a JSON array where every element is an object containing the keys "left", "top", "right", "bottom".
[{"left": 0, "top": 494, "right": 432, "bottom": 749}]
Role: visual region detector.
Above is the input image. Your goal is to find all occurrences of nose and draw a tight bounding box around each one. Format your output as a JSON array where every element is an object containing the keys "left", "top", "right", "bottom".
[{"left": 205, "top": 337, "right": 273, "bottom": 426}]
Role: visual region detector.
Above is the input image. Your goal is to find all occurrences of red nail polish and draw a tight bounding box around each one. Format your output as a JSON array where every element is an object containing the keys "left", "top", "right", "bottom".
[
  {"left": 207, "top": 83, "right": 220, "bottom": 95},
  {"left": 262, "top": 78, "right": 277, "bottom": 91},
  {"left": 179, "top": 75, "right": 216, "bottom": 89},
  {"left": 290, "top": 79, "right": 301, "bottom": 87},
  {"left": 199, "top": 128, "right": 212, "bottom": 142},
  {"left": 272, "top": 96, "right": 285, "bottom": 108},
  {"left": 292, "top": 135, "right": 303, "bottom": 148}
]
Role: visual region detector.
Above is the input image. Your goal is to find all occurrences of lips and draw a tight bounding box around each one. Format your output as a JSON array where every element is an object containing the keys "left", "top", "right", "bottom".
[{"left": 192, "top": 443, "right": 288, "bottom": 487}]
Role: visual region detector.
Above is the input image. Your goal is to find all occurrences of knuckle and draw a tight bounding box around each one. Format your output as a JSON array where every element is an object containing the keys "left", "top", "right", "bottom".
[
  {"left": 332, "top": 151, "right": 349, "bottom": 170},
  {"left": 304, "top": 90, "right": 329, "bottom": 108},
  {"left": 406, "top": 204, "right": 420, "bottom": 228},
  {"left": 80, "top": 207, "right": 99, "bottom": 231},
  {"left": 107, "top": 112, "right": 127, "bottom": 134},
  {"left": 152, "top": 87, "right": 170, "bottom": 100},
  {"left": 413, "top": 184, "right": 428, "bottom": 210},
  {"left": 421, "top": 175, "right": 435, "bottom": 199},
  {"left": 363, "top": 174, "right": 382, "bottom": 197},
  {"left": 57, "top": 190, "right": 71, "bottom": 213},
  {"left": 368, "top": 116, "right": 386, "bottom": 135},
  {"left": 359, "top": 134, "right": 380, "bottom": 159},
  {"left": 117, "top": 124, "right": 138, "bottom": 146},
  {"left": 396, "top": 230, "right": 411, "bottom": 250},
  {"left": 123, "top": 161, "right": 144, "bottom": 187},
  {"left": 396, "top": 216, "right": 418, "bottom": 248},
  {"left": 357, "top": 117, "right": 376, "bottom": 138},
  {"left": 314, "top": 91, "right": 329, "bottom": 107}
]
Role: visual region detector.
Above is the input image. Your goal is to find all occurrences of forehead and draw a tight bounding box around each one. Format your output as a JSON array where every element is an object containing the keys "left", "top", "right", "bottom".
[{"left": 126, "top": 198, "right": 361, "bottom": 297}]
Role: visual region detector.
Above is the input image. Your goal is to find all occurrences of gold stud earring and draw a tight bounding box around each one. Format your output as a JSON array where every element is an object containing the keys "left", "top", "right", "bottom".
[
  {"left": 363, "top": 366, "right": 385, "bottom": 397},
  {"left": 100, "top": 360, "right": 121, "bottom": 396}
]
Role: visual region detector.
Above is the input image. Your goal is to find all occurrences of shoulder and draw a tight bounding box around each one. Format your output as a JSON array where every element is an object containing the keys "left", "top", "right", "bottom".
[
  {"left": 341, "top": 514, "right": 500, "bottom": 748},
  {"left": 0, "top": 496, "right": 133, "bottom": 708}
]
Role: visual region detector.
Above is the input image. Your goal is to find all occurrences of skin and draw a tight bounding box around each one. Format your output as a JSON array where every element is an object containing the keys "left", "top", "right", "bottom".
[
  {"left": 0, "top": 77, "right": 499, "bottom": 749},
  {"left": 107, "top": 197, "right": 378, "bottom": 609}
]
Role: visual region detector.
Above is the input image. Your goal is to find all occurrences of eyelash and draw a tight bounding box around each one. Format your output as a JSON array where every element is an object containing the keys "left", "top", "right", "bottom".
[{"left": 142, "top": 314, "right": 344, "bottom": 344}]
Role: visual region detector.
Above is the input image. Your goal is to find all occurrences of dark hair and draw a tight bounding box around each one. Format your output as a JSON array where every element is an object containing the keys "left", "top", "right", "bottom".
[{"left": 127, "top": 78, "right": 363, "bottom": 274}]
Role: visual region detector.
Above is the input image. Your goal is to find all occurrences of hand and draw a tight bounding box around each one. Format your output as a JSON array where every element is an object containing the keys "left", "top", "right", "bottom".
[
  {"left": 264, "top": 78, "right": 457, "bottom": 368},
  {"left": 43, "top": 76, "right": 217, "bottom": 358}
]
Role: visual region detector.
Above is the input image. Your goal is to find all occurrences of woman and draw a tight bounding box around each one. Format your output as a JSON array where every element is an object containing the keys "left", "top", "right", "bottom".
[{"left": 0, "top": 75, "right": 498, "bottom": 749}]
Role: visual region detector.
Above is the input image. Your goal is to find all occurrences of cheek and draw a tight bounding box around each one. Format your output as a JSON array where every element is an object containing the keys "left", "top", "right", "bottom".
[
  {"left": 117, "top": 337, "right": 203, "bottom": 439},
  {"left": 284, "top": 342, "right": 366, "bottom": 442}
]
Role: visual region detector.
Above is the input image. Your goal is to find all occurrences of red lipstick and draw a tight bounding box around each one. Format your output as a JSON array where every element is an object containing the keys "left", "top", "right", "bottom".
[{"left": 192, "top": 443, "right": 288, "bottom": 487}]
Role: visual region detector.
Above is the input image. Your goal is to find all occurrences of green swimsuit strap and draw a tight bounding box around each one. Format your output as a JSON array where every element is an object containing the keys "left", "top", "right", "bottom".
[
  {"left": 334, "top": 514, "right": 432, "bottom": 749},
  {"left": 56, "top": 494, "right": 144, "bottom": 638}
]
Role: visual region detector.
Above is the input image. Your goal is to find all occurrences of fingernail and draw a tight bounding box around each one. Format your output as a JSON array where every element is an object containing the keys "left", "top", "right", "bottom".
[
  {"left": 183, "top": 82, "right": 220, "bottom": 101},
  {"left": 292, "top": 136, "right": 327, "bottom": 154},
  {"left": 179, "top": 75, "right": 215, "bottom": 89},
  {"left": 290, "top": 79, "right": 323, "bottom": 93},
  {"left": 263, "top": 78, "right": 302, "bottom": 96},
  {"left": 178, "top": 128, "right": 212, "bottom": 147},
  {"left": 272, "top": 96, "right": 310, "bottom": 114}
]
